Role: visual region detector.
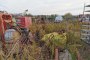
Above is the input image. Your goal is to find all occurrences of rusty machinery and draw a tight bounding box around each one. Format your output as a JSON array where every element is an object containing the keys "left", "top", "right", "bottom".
[{"left": 0, "top": 12, "right": 32, "bottom": 56}]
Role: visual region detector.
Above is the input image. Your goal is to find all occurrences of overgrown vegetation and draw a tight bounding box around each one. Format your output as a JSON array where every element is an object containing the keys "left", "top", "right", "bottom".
[
  {"left": 30, "top": 20, "right": 90, "bottom": 60},
  {"left": 0, "top": 20, "right": 90, "bottom": 60}
]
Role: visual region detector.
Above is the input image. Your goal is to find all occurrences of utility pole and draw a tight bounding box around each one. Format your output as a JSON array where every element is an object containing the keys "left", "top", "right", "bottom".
[{"left": 83, "top": 3, "right": 85, "bottom": 16}]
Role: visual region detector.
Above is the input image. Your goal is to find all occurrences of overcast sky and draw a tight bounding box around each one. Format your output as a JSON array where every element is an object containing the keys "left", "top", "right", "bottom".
[{"left": 0, "top": 0, "right": 90, "bottom": 15}]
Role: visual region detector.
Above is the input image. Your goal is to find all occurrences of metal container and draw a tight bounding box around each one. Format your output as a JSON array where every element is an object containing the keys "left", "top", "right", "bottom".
[{"left": 16, "top": 17, "right": 32, "bottom": 29}]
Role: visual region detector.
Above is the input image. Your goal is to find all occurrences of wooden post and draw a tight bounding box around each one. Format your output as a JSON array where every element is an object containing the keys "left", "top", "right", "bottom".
[
  {"left": 55, "top": 48, "right": 59, "bottom": 60},
  {"left": 77, "top": 51, "right": 82, "bottom": 60}
]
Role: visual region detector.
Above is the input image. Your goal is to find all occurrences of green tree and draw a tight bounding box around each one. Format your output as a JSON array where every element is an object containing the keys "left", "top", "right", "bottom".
[
  {"left": 49, "top": 14, "right": 58, "bottom": 22},
  {"left": 63, "top": 13, "right": 73, "bottom": 20}
]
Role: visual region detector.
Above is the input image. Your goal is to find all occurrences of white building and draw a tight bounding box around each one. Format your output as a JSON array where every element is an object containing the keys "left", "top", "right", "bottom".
[{"left": 55, "top": 15, "right": 63, "bottom": 22}]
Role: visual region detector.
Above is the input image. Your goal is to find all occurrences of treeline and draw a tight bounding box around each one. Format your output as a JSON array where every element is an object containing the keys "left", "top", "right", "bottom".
[{"left": 31, "top": 13, "right": 79, "bottom": 22}]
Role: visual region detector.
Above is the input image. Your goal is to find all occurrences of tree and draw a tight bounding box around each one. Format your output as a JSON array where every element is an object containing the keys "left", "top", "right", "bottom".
[
  {"left": 48, "top": 14, "right": 58, "bottom": 22},
  {"left": 63, "top": 13, "right": 73, "bottom": 20}
]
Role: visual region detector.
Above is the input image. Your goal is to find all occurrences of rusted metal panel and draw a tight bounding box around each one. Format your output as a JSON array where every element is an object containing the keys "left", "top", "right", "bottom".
[{"left": 16, "top": 17, "right": 32, "bottom": 29}]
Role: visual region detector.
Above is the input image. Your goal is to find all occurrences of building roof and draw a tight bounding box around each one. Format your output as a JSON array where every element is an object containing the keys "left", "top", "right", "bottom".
[{"left": 55, "top": 16, "right": 63, "bottom": 21}]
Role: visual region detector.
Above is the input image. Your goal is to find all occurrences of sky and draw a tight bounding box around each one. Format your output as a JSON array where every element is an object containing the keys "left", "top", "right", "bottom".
[{"left": 0, "top": 0, "right": 90, "bottom": 15}]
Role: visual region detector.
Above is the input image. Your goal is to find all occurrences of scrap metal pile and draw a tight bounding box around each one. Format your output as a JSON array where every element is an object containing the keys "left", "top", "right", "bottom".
[{"left": 0, "top": 12, "right": 34, "bottom": 60}]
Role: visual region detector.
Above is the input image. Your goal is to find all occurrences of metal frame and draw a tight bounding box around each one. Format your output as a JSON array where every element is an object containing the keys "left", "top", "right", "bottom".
[{"left": 81, "top": 4, "right": 90, "bottom": 44}]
